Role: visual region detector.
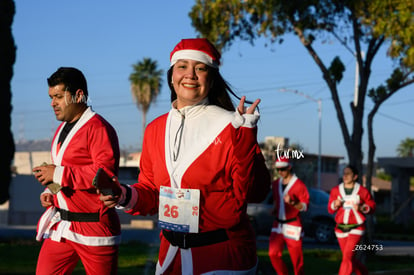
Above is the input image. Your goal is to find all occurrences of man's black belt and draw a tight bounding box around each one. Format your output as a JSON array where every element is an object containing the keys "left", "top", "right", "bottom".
[
  {"left": 276, "top": 217, "right": 297, "bottom": 224},
  {"left": 162, "top": 229, "right": 229, "bottom": 249},
  {"left": 57, "top": 208, "right": 100, "bottom": 222}
]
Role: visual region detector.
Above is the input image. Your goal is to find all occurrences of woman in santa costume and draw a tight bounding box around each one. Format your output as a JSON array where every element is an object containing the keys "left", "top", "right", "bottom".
[
  {"left": 33, "top": 67, "right": 121, "bottom": 274},
  {"left": 328, "top": 165, "right": 376, "bottom": 275},
  {"left": 268, "top": 157, "right": 309, "bottom": 275},
  {"left": 101, "top": 38, "right": 270, "bottom": 274}
]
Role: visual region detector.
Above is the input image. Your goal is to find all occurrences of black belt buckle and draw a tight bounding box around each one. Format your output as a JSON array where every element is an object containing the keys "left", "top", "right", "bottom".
[
  {"left": 166, "top": 231, "right": 188, "bottom": 249},
  {"left": 182, "top": 233, "right": 188, "bottom": 249},
  {"left": 339, "top": 227, "right": 351, "bottom": 233},
  {"left": 162, "top": 229, "right": 228, "bottom": 249},
  {"left": 175, "top": 232, "right": 189, "bottom": 249}
]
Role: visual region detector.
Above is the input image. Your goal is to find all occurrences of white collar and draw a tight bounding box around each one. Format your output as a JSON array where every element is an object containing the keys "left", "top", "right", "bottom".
[{"left": 171, "top": 98, "right": 209, "bottom": 118}]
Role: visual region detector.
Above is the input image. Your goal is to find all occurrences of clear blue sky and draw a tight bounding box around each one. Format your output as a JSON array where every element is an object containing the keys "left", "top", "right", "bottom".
[{"left": 11, "top": 0, "right": 414, "bottom": 163}]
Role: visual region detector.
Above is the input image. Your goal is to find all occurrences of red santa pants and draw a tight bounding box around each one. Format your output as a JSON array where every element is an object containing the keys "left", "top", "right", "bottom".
[
  {"left": 336, "top": 232, "right": 368, "bottom": 275},
  {"left": 36, "top": 238, "right": 118, "bottom": 275},
  {"left": 268, "top": 232, "right": 304, "bottom": 275}
]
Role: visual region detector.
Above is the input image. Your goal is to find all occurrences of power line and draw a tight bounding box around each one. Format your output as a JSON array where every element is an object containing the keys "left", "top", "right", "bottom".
[{"left": 377, "top": 112, "right": 414, "bottom": 128}]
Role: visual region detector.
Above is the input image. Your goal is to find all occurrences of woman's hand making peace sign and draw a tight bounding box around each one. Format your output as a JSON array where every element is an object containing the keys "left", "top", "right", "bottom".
[{"left": 237, "top": 96, "right": 261, "bottom": 115}]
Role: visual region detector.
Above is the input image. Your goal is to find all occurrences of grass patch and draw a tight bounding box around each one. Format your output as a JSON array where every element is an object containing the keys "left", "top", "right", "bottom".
[
  {"left": 257, "top": 248, "right": 342, "bottom": 274},
  {"left": 1, "top": 240, "right": 414, "bottom": 274},
  {"left": 257, "top": 248, "right": 414, "bottom": 274},
  {"left": 0, "top": 240, "right": 157, "bottom": 275},
  {"left": 374, "top": 215, "right": 414, "bottom": 241},
  {"left": 366, "top": 254, "right": 414, "bottom": 272},
  {"left": 0, "top": 240, "right": 42, "bottom": 274}
]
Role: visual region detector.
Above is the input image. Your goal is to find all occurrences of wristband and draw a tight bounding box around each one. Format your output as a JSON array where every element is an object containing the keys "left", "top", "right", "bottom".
[
  {"left": 361, "top": 204, "right": 370, "bottom": 213},
  {"left": 119, "top": 184, "right": 132, "bottom": 207}
]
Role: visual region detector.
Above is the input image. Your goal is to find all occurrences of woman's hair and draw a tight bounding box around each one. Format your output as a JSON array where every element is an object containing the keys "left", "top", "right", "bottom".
[
  {"left": 47, "top": 67, "right": 88, "bottom": 99},
  {"left": 345, "top": 164, "right": 359, "bottom": 176},
  {"left": 167, "top": 66, "right": 245, "bottom": 112},
  {"left": 344, "top": 164, "right": 359, "bottom": 182}
]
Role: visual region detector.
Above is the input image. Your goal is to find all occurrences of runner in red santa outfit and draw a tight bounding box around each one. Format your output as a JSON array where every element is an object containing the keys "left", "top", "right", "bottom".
[
  {"left": 268, "top": 157, "right": 309, "bottom": 275},
  {"left": 328, "top": 165, "right": 376, "bottom": 275},
  {"left": 100, "top": 38, "right": 271, "bottom": 275},
  {"left": 33, "top": 67, "right": 121, "bottom": 275}
]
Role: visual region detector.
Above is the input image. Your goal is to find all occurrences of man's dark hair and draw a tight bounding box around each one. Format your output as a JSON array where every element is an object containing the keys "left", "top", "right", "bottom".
[{"left": 47, "top": 67, "right": 88, "bottom": 98}]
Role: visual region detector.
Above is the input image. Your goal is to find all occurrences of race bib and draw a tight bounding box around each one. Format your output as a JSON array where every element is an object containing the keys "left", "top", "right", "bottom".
[
  {"left": 158, "top": 186, "right": 200, "bottom": 233},
  {"left": 282, "top": 224, "right": 301, "bottom": 241},
  {"left": 343, "top": 195, "right": 359, "bottom": 210}
]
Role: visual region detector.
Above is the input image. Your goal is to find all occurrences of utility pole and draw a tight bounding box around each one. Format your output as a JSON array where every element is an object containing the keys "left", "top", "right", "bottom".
[{"left": 279, "top": 88, "right": 322, "bottom": 189}]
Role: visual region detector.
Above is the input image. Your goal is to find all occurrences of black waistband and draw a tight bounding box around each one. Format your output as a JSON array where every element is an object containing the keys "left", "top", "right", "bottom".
[
  {"left": 57, "top": 208, "right": 100, "bottom": 222},
  {"left": 162, "top": 229, "right": 229, "bottom": 249},
  {"left": 337, "top": 223, "right": 362, "bottom": 232},
  {"left": 276, "top": 217, "right": 297, "bottom": 224}
]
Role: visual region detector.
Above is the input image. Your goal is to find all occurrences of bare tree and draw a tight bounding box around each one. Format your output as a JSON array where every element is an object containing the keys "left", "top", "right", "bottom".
[{"left": 0, "top": 0, "right": 16, "bottom": 204}]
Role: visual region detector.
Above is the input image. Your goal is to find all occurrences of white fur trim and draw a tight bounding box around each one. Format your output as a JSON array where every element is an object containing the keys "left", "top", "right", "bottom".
[
  {"left": 181, "top": 248, "right": 193, "bottom": 275},
  {"left": 36, "top": 207, "right": 58, "bottom": 241},
  {"left": 52, "top": 107, "right": 96, "bottom": 166},
  {"left": 156, "top": 245, "right": 179, "bottom": 275},
  {"left": 53, "top": 166, "right": 64, "bottom": 184},
  {"left": 165, "top": 104, "right": 233, "bottom": 189},
  {"left": 330, "top": 201, "right": 338, "bottom": 211},
  {"left": 241, "top": 111, "right": 260, "bottom": 128},
  {"left": 170, "top": 49, "right": 218, "bottom": 68},
  {"left": 335, "top": 228, "right": 364, "bottom": 238},
  {"left": 231, "top": 111, "right": 260, "bottom": 129},
  {"left": 299, "top": 202, "right": 307, "bottom": 212},
  {"left": 231, "top": 111, "right": 245, "bottom": 128},
  {"left": 47, "top": 224, "right": 121, "bottom": 246}
]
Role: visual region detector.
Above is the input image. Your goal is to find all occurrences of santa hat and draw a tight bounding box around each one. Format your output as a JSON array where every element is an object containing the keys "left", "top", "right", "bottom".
[
  {"left": 275, "top": 157, "right": 291, "bottom": 168},
  {"left": 170, "top": 38, "right": 221, "bottom": 69}
]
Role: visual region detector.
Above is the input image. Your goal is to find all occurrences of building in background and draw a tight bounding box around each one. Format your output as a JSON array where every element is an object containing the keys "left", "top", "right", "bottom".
[{"left": 261, "top": 136, "right": 343, "bottom": 191}]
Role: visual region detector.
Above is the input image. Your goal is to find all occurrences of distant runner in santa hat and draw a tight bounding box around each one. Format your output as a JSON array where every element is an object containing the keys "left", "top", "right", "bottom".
[
  {"left": 328, "top": 165, "right": 376, "bottom": 275},
  {"left": 100, "top": 38, "right": 271, "bottom": 274},
  {"left": 269, "top": 156, "right": 309, "bottom": 275}
]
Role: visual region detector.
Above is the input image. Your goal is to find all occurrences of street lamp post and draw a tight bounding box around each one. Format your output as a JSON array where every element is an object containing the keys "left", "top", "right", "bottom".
[{"left": 279, "top": 88, "right": 322, "bottom": 189}]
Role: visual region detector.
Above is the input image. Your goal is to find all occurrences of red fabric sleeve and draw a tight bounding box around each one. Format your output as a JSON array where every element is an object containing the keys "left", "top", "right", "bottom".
[
  {"left": 359, "top": 186, "right": 376, "bottom": 214},
  {"left": 126, "top": 115, "right": 167, "bottom": 216},
  {"left": 230, "top": 125, "right": 270, "bottom": 208},
  {"left": 60, "top": 117, "right": 119, "bottom": 190},
  {"left": 292, "top": 179, "right": 310, "bottom": 206},
  {"left": 328, "top": 186, "right": 340, "bottom": 214},
  {"left": 248, "top": 145, "right": 271, "bottom": 203}
]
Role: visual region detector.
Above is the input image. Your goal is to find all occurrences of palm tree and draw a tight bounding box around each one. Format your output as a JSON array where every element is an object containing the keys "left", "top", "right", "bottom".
[
  {"left": 397, "top": 138, "right": 414, "bottom": 157},
  {"left": 129, "top": 58, "right": 163, "bottom": 145}
]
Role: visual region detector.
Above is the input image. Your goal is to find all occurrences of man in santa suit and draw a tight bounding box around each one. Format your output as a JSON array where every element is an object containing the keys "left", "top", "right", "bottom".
[
  {"left": 100, "top": 38, "right": 271, "bottom": 275},
  {"left": 328, "top": 165, "right": 376, "bottom": 275},
  {"left": 268, "top": 157, "right": 309, "bottom": 275},
  {"left": 33, "top": 67, "right": 121, "bottom": 275}
]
